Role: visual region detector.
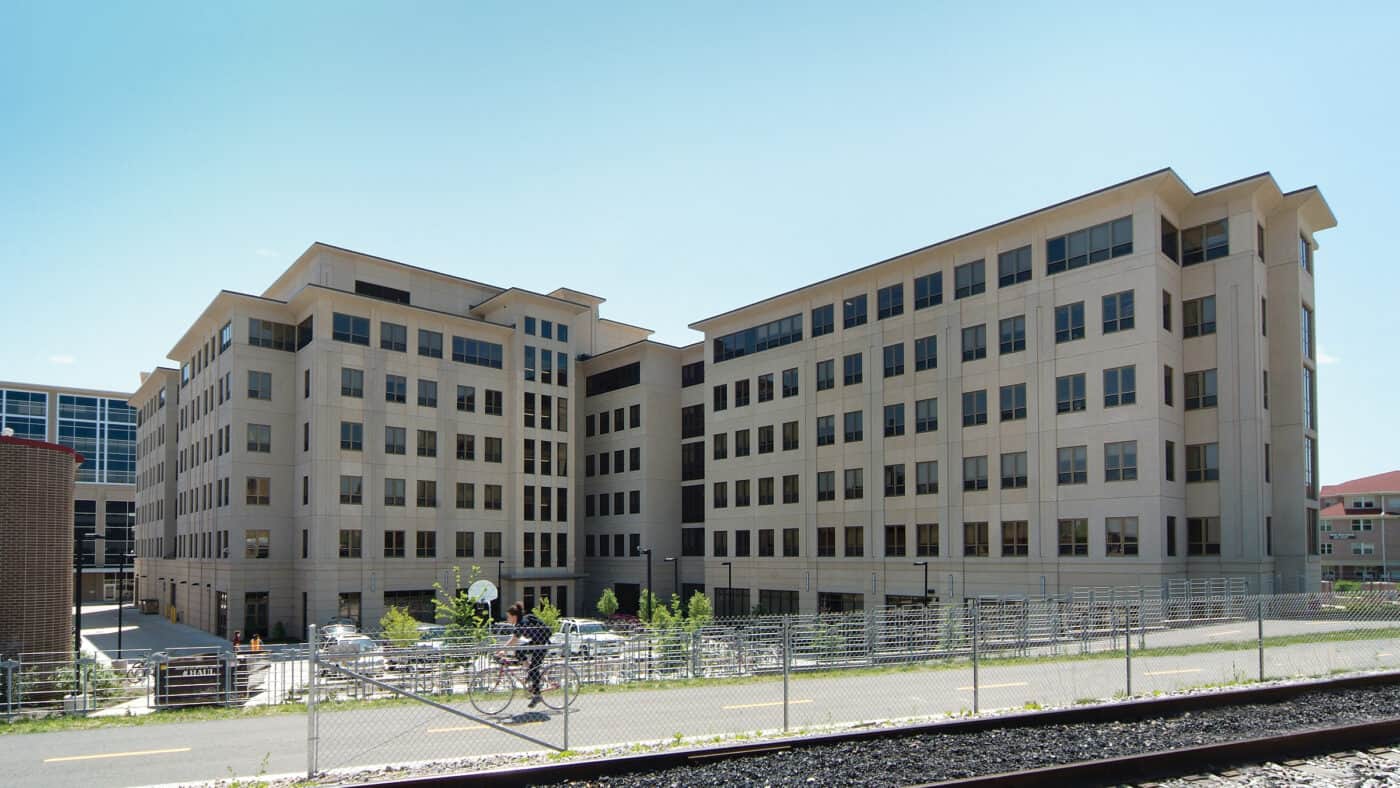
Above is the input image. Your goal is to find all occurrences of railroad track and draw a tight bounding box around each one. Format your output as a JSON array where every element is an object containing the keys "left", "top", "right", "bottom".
[{"left": 352, "top": 672, "right": 1400, "bottom": 788}]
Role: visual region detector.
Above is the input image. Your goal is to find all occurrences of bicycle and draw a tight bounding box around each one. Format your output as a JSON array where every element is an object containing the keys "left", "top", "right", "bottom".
[{"left": 468, "top": 652, "right": 580, "bottom": 715}]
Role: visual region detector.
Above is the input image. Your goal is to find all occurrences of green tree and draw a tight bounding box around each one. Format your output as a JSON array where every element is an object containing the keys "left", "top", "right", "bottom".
[
  {"left": 596, "top": 587, "right": 619, "bottom": 618},
  {"left": 532, "top": 597, "right": 562, "bottom": 633},
  {"left": 639, "top": 589, "right": 666, "bottom": 626},
  {"left": 686, "top": 591, "right": 714, "bottom": 631},
  {"left": 432, "top": 565, "right": 493, "bottom": 643},
  {"left": 379, "top": 605, "right": 421, "bottom": 647}
]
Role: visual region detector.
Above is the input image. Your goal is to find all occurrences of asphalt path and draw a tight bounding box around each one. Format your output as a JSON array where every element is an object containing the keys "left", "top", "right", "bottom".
[{"left": 7, "top": 628, "right": 1397, "bottom": 787}]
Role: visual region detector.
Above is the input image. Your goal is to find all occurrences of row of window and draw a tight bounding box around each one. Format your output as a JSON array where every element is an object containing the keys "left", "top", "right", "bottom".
[
  {"left": 584, "top": 490, "right": 642, "bottom": 517},
  {"left": 699, "top": 516, "right": 1223, "bottom": 559},
  {"left": 339, "top": 368, "right": 509, "bottom": 415},
  {"left": 522, "top": 346, "right": 570, "bottom": 387},
  {"left": 332, "top": 528, "right": 508, "bottom": 559},
  {"left": 585, "top": 447, "right": 642, "bottom": 476},
  {"left": 585, "top": 404, "right": 642, "bottom": 436},
  {"left": 584, "top": 532, "right": 644, "bottom": 558},
  {"left": 331, "top": 312, "right": 505, "bottom": 369},
  {"left": 705, "top": 439, "right": 1220, "bottom": 508},
  {"left": 522, "top": 316, "right": 569, "bottom": 343}
]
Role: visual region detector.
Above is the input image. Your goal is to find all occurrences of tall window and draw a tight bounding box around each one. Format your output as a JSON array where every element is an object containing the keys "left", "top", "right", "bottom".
[
  {"left": 811, "top": 304, "right": 834, "bottom": 336},
  {"left": 1161, "top": 216, "right": 1179, "bottom": 263},
  {"left": 998, "top": 315, "right": 1025, "bottom": 354},
  {"left": 1181, "top": 218, "right": 1229, "bottom": 265},
  {"left": 1186, "top": 443, "right": 1219, "bottom": 482},
  {"left": 1103, "top": 365, "right": 1136, "bottom": 407},
  {"left": 843, "top": 410, "right": 863, "bottom": 442},
  {"left": 1104, "top": 440, "right": 1138, "bottom": 481},
  {"left": 914, "top": 271, "right": 942, "bottom": 309},
  {"left": 1187, "top": 517, "right": 1221, "bottom": 555},
  {"left": 1185, "top": 369, "right": 1218, "bottom": 410},
  {"left": 961, "top": 324, "right": 986, "bottom": 361},
  {"left": 962, "top": 455, "right": 988, "bottom": 491},
  {"left": 916, "top": 461, "right": 938, "bottom": 494},
  {"left": 1105, "top": 517, "right": 1139, "bottom": 556},
  {"left": 1301, "top": 304, "right": 1315, "bottom": 360},
  {"left": 1058, "top": 519, "right": 1088, "bottom": 556},
  {"left": 843, "top": 353, "right": 863, "bottom": 385},
  {"left": 883, "top": 343, "right": 904, "bottom": 377},
  {"left": 1056, "top": 446, "right": 1087, "bottom": 484},
  {"left": 1000, "top": 452, "right": 1027, "bottom": 488},
  {"left": 883, "top": 404, "right": 904, "bottom": 437},
  {"left": 997, "top": 245, "right": 1032, "bottom": 287},
  {"left": 916, "top": 523, "right": 939, "bottom": 557},
  {"left": 1054, "top": 302, "right": 1085, "bottom": 343},
  {"left": 877, "top": 283, "right": 903, "bottom": 319},
  {"left": 961, "top": 390, "right": 987, "bottom": 426},
  {"left": 331, "top": 313, "right": 369, "bottom": 345},
  {"left": 1001, "top": 521, "right": 1028, "bottom": 556},
  {"left": 843, "top": 468, "right": 863, "bottom": 499},
  {"left": 963, "top": 522, "right": 989, "bottom": 557},
  {"left": 1055, "top": 373, "right": 1086, "bottom": 414},
  {"left": 843, "top": 294, "right": 868, "bottom": 328},
  {"left": 915, "top": 398, "right": 937, "bottom": 433},
  {"left": 340, "top": 368, "right": 364, "bottom": 398},
  {"left": 1183, "top": 296, "right": 1216, "bottom": 337},
  {"left": 1102, "top": 290, "right": 1134, "bottom": 333},
  {"left": 954, "top": 259, "right": 985, "bottom": 299},
  {"left": 914, "top": 335, "right": 937, "bottom": 371},
  {"left": 999, "top": 383, "right": 1026, "bottom": 421},
  {"left": 816, "top": 359, "right": 834, "bottom": 391}
]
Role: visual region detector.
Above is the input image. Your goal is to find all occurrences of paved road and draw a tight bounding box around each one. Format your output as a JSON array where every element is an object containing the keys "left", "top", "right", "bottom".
[{"left": 7, "top": 627, "right": 1397, "bottom": 787}]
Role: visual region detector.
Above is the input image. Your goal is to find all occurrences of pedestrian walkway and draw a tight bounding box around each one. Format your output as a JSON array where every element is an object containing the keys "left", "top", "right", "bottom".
[{"left": 78, "top": 603, "right": 231, "bottom": 664}]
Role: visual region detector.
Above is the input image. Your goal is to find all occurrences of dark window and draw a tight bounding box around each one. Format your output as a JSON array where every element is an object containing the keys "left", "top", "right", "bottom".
[
  {"left": 713, "top": 384, "right": 727, "bottom": 411},
  {"left": 332, "top": 313, "right": 369, "bottom": 345},
  {"left": 816, "top": 360, "right": 834, "bottom": 391},
  {"left": 681, "top": 404, "right": 705, "bottom": 439},
  {"left": 843, "top": 295, "right": 868, "bottom": 328},
  {"left": 961, "top": 390, "right": 987, "bottom": 426},
  {"left": 714, "top": 314, "right": 803, "bottom": 363},
  {"left": 418, "top": 329, "right": 443, "bottom": 358},
  {"left": 843, "top": 410, "right": 863, "bottom": 442},
  {"left": 1183, "top": 296, "right": 1216, "bottom": 338},
  {"left": 782, "top": 367, "right": 798, "bottom": 397},
  {"left": 998, "top": 316, "right": 1025, "bottom": 354},
  {"left": 877, "top": 284, "right": 903, "bottom": 319},
  {"left": 999, "top": 383, "right": 1026, "bottom": 421},
  {"left": 1054, "top": 302, "right": 1085, "bottom": 342},
  {"left": 961, "top": 324, "right": 986, "bottom": 361},
  {"left": 843, "top": 353, "right": 863, "bottom": 386},
  {"left": 681, "top": 442, "right": 705, "bottom": 481},
  {"left": 734, "top": 379, "right": 750, "bottom": 407},
  {"left": 954, "top": 259, "right": 985, "bottom": 299},
  {"left": 1103, "top": 365, "right": 1136, "bottom": 407},
  {"left": 1182, "top": 218, "right": 1229, "bottom": 265},
  {"left": 380, "top": 322, "right": 407, "bottom": 352},
  {"left": 914, "top": 271, "right": 943, "bottom": 309},
  {"left": 758, "top": 373, "right": 774, "bottom": 402},
  {"left": 1102, "top": 290, "right": 1135, "bottom": 333},
  {"left": 997, "top": 245, "right": 1032, "bottom": 287},
  {"left": 883, "top": 343, "right": 904, "bottom": 377},
  {"left": 883, "top": 403, "right": 904, "bottom": 437},
  {"left": 354, "top": 279, "right": 410, "bottom": 304},
  {"left": 915, "top": 398, "right": 937, "bottom": 433},
  {"left": 451, "top": 336, "right": 504, "bottom": 368},
  {"left": 586, "top": 362, "right": 641, "bottom": 397},
  {"left": 1055, "top": 373, "right": 1086, "bottom": 413},
  {"left": 811, "top": 304, "right": 834, "bottom": 337},
  {"left": 1161, "top": 217, "right": 1179, "bottom": 263},
  {"left": 681, "top": 361, "right": 705, "bottom": 388},
  {"left": 1000, "top": 452, "right": 1027, "bottom": 488},
  {"left": 914, "top": 335, "right": 937, "bottom": 371},
  {"left": 1047, "top": 216, "right": 1133, "bottom": 274}
]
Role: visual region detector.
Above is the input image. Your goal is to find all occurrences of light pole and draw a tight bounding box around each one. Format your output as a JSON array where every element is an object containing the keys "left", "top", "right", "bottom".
[
  {"left": 664, "top": 557, "right": 678, "bottom": 602},
  {"left": 117, "top": 546, "right": 136, "bottom": 659},
  {"left": 913, "top": 561, "right": 929, "bottom": 605},
  {"left": 640, "top": 548, "right": 653, "bottom": 621},
  {"left": 497, "top": 559, "right": 505, "bottom": 619},
  {"left": 720, "top": 561, "right": 732, "bottom": 617}
]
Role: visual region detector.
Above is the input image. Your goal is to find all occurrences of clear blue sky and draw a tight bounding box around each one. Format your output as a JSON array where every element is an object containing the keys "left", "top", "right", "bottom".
[{"left": 1, "top": 1, "right": 1394, "bottom": 483}]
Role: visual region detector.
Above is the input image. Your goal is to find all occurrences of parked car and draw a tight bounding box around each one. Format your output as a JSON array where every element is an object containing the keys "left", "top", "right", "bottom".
[
  {"left": 320, "top": 633, "right": 385, "bottom": 673},
  {"left": 551, "top": 618, "right": 628, "bottom": 658},
  {"left": 320, "top": 617, "right": 359, "bottom": 641}
]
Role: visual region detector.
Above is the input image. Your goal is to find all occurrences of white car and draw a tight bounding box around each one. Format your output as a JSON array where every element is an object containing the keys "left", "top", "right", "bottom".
[
  {"left": 551, "top": 618, "right": 627, "bottom": 658},
  {"left": 321, "top": 633, "right": 386, "bottom": 673}
]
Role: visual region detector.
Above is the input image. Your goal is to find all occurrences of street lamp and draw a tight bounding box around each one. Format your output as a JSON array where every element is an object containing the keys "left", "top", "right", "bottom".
[
  {"left": 913, "top": 561, "right": 929, "bottom": 606},
  {"left": 640, "top": 548, "right": 653, "bottom": 621},
  {"left": 497, "top": 559, "right": 505, "bottom": 619},
  {"left": 720, "top": 561, "right": 733, "bottom": 617},
  {"left": 664, "top": 557, "right": 678, "bottom": 602},
  {"left": 117, "top": 546, "right": 136, "bottom": 659}
]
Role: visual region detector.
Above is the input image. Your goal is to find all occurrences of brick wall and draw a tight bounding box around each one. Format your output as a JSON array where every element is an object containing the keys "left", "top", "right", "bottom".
[{"left": 0, "top": 436, "right": 79, "bottom": 657}]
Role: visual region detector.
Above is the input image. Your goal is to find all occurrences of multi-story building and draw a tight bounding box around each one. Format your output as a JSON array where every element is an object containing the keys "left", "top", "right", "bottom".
[
  {"left": 130, "top": 167, "right": 1337, "bottom": 628},
  {"left": 130, "top": 243, "right": 648, "bottom": 638},
  {"left": 686, "top": 168, "right": 1333, "bottom": 610},
  {"left": 1319, "top": 471, "right": 1400, "bottom": 582},
  {"left": 0, "top": 381, "right": 136, "bottom": 601}
]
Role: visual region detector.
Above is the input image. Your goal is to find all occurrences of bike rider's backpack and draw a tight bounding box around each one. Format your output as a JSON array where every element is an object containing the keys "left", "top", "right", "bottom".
[{"left": 517, "top": 613, "right": 551, "bottom": 660}]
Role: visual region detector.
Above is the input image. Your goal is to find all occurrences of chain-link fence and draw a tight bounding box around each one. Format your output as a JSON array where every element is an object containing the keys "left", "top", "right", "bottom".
[
  {"left": 303, "top": 589, "right": 1400, "bottom": 778},
  {"left": 7, "top": 589, "right": 1398, "bottom": 778}
]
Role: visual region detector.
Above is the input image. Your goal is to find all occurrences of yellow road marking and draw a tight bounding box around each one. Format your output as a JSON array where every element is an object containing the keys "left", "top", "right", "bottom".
[
  {"left": 722, "top": 699, "right": 813, "bottom": 710},
  {"left": 1144, "top": 668, "right": 1204, "bottom": 676},
  {"left": 1205, "top": 630, "right": 1242, "bottom": 638},
  {"left": 427, "top": 725, "right": 487, "bottom": 733},
  {"left": 958, "top": 682, "right": 1028, "bottom": 691},
  {"left": 45, "top": 747, "right": 191, "bottom": 763}
]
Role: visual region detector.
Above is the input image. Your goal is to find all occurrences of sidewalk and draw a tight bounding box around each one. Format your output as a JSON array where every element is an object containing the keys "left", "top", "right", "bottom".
[{"left": 77, "top": 603, "right": 232, "bottom": 663}]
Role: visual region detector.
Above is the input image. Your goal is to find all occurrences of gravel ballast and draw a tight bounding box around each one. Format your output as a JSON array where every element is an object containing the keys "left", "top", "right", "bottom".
[{"left": 539, "top": 683, "right": 1400, "bottom": 787}]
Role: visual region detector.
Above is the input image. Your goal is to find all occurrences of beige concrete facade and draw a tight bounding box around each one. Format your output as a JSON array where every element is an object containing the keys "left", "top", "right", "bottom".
[
  {"left": 688, "top": 169, "right": 1333, "bottom": 610},
  {"left": 128, "top": 168, "right": 1337, "bottom": 627},
  {"left": 131, "top": 244, "right": 643, "bottom": 638}
]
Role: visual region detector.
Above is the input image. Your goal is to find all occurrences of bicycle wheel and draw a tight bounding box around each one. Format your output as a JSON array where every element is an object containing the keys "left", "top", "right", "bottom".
[
  {"left": 538, "top": 664, "right": 580, "bottom": 710},
  {"left": 468, "top": 668, "right": 514, "bottom": 715}
]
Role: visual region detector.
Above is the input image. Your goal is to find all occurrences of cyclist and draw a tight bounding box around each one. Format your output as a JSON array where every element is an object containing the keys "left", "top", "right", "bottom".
[{"left": 500, "top": 602, "right": 551, "bottom": 708}]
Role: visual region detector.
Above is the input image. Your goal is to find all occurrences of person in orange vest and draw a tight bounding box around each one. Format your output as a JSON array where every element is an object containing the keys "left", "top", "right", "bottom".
[{"left": 250, "top": 633, "right": 263, "bottom": 653}]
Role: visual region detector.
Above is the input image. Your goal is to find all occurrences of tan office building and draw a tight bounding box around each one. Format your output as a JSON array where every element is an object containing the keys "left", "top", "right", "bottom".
[
  {"left": 688, "top": 168, "right": 1332, "bottom": 611},
  {"left": 130, "top": 244, "right": 648, "bottom": 638},
  {"left": 1319, "top": 471, "right": 1400, "bottom": 582}
]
